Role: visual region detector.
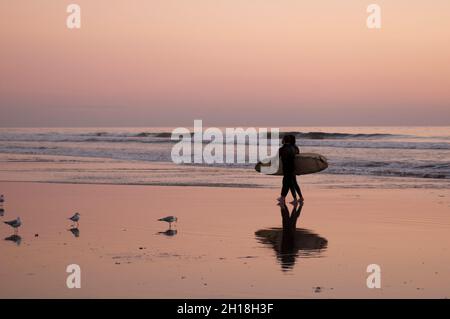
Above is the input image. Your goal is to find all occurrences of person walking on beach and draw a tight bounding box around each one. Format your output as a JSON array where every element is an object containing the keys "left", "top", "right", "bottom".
[
  {"left": 277, "top": 135, "right": 295, "bottom": 204},
  {"left": 289, "top": 135, "right": 304, "bottom": 202},
  {"left": 277, "top": 135, "right": 304, "bottom": 204}
]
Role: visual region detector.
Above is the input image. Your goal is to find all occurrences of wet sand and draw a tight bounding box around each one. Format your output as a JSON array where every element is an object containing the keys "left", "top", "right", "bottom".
[{"left": 0, "top": 181, "right": 449, "bottom": 298}]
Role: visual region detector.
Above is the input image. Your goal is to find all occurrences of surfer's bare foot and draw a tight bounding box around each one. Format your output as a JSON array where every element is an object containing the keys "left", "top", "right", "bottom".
[
  {"left": 277, "top": 196, "right": 285, "bottom": 203},
  {"left": 290, "top": 198, "right": 298, "bottom": 205},
  {"left": 299, "top": 197, "right": 305, "bottom": 202}
]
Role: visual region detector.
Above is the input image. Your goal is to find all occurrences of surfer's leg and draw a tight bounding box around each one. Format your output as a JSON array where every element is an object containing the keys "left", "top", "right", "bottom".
[
  {"left": 281, "top": 173, "right": 296, "bottom": 203},
  {"left": 279, "top": 176, "right": 290, "bottom": 202},
  {"left": 289, "top": 175, "right": 298, "bottom": 203},
  {"left": 289, "top": 189, "right": 297, "bottom": 202},
  {"left": 294, "top": 176, "right": 304, "bottom": 201}
]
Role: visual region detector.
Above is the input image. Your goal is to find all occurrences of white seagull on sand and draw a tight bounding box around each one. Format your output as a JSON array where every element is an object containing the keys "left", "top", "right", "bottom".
[
  {"left": 158, "top": 216, "right": 178, "bottom": 227},
  {"left": 4, "top": 217, "right": 21, "bottom": 232},
  {"left": 69, "top": 212, "right": 80, "bottom": 224}
]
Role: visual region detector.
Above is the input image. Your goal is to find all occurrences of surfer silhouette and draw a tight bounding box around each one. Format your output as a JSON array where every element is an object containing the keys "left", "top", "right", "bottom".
[
  {"left": 277, "top": 135, "right": 304, "bottom": 204},
  {"left": 290, "top": 135, "right": 304, "bottom": 202}
]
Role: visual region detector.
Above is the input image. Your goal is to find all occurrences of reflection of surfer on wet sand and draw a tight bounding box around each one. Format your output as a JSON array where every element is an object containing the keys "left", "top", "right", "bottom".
[
  {"left": 279, "top": 201, "right": 303, "bottom": 259},
  {"left": 255, "top": 203, "right": 328, "bottom": 272}
]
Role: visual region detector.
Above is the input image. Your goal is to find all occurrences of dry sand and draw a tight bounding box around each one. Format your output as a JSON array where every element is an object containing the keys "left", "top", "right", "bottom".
[{"left": 0, "top": 181, "right": 449, "bottom": 298}]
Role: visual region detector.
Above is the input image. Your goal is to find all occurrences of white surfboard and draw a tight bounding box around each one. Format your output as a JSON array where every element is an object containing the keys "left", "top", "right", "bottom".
[{"left": 255, "top": 153, "right": 328, "bottom": 176}]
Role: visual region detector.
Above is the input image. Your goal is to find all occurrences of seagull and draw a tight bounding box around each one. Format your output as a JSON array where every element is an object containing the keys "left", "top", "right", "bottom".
[
  {"left": 158, "top": 216, "right": 177, "bottom": 228},
  {"left": 4, "top": 217, "right": 21, "bottom": 233},
  {"left": 68, "top": 212, "right": 80, "bottom": 224},
  {"left": 0, "top": 207, "right": 4, "bottom": 217},
  {"left": 0, "top": 195, "right": 4, "bottom": 204}
]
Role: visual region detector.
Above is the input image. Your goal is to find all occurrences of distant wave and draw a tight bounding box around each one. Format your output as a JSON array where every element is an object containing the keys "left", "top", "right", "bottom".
[
  {"left": 0, "top": 130, "right": 403, "bottom": 142},
  {"left": 2, "top": 137, "right": 449, "bottom": 151},
  {"left": 138, "top": 131, "right": 400, "bottom": 140},
  {"left": 83, "top": 131, "right": 176, "bottom": 138},
  {"left": 328, "top": 168, "right": 449, "bottom": 179},
  {"left": 81, "top": 137, "right": 169, "bottom": 144},
  {"left": 279, "top": 131, "right": 398, "bottom": 139},
  {"left": 142, "top": 131, "right": 399, "bottom": 139}
]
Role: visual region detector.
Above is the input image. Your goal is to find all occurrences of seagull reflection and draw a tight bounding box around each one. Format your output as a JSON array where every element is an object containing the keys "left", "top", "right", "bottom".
[
  {"left": 68, "top": 227, "right": 80, "bottom": 238},
  {"left": 5, "top": 234, "right": 22, "bottom": 246},
  {"left": 157, "top": 229, "right": 178, "bottom": 237},
  {"left": 255, "top": 202, "right": 328, "bottom": 272}
]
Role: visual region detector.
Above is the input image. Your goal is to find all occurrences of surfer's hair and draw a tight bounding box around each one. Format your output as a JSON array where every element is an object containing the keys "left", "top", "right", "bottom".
[
  {"left": 289, "top": 135, "right": 296, "bottom": 145},
  {"left": 282, "top": 134, "right": 296, "bottom": 145},
  {"left": 281, "top": 135, "right": 289, "bottom": 144}
]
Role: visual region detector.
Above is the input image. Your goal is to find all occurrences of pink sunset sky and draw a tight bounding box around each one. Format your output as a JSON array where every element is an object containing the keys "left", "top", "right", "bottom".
[{"left": 0, "top": 0, "right": 449, "bottom": 127}]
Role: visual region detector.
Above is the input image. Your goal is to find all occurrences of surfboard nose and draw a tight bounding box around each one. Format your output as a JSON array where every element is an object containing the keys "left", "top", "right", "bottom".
[{"left": 319, "top": 155, "right": 328, "bottom": 168}]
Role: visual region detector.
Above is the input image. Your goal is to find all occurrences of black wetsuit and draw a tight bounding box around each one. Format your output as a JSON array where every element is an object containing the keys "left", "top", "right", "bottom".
[
  {"left": 279, "top": 144, "right": 303, "bottom": 198},
  {"left": 279, "top": 144, "right": 297, "bottom": 197},
  {"left": 291, "top": 145, "right": 303, "bottom": 198}
]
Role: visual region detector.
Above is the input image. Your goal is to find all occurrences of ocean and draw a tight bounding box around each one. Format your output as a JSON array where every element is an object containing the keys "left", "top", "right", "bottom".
[{"left": 0, "top": 126, "right": 449, "bottom": 189}]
